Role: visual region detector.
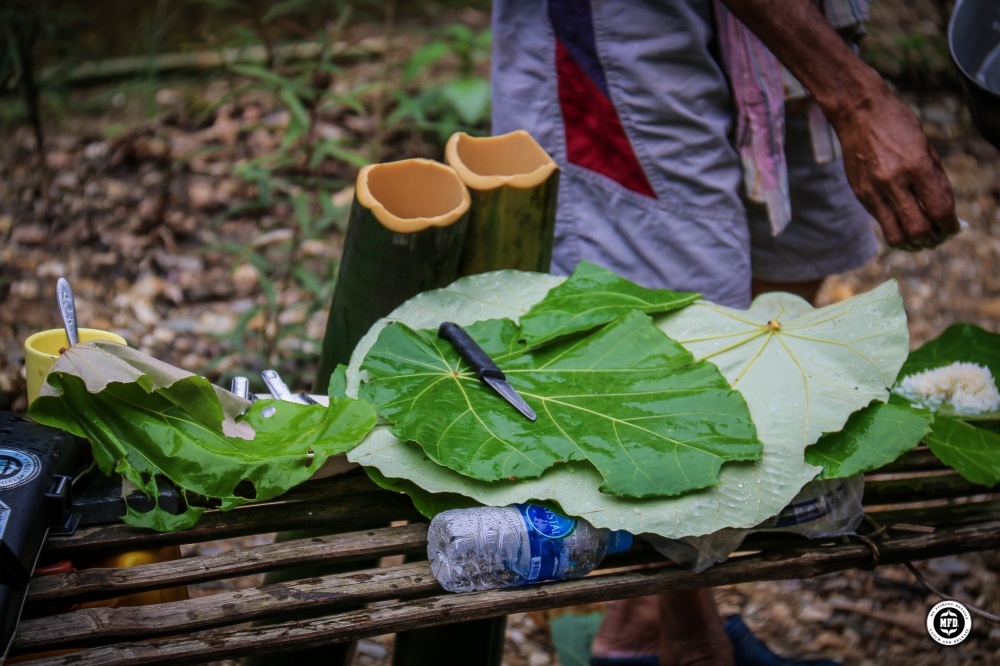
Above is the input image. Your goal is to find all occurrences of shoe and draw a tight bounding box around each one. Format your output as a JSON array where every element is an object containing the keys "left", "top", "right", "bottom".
[{"left": 723, "top": 615, "right": 840, "bottom": 666}]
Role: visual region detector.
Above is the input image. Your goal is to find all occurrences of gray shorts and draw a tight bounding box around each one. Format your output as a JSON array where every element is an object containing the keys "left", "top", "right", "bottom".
[
  {"left": 492, "top": 0, "right": 876, "bottom": 308},
  {"left": 746, "top": 110, "right": 878, "bottom": 284}
]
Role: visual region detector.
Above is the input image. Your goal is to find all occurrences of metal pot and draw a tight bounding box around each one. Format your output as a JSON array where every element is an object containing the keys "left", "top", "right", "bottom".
[{"left": 948, "top": 0, "right": 1000, "bottom": 148}]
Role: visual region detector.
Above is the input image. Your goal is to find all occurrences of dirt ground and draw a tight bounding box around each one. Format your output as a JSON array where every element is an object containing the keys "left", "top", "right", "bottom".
[{"left": 2, "top": 2, "right": 999, "bottom": 664}]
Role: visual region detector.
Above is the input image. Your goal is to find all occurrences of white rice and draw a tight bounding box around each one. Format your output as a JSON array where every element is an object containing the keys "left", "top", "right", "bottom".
[{"left": 897, "top": 362, "right": 1000, "bottom": 414}]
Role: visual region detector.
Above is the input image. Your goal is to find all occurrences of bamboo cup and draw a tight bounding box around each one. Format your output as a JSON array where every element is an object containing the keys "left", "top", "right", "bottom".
[
  {"left": 313, "top": 158, "right": 471, "bottom": 393},
  {"left": 445, "top": 129, "right": 559, "bottom": 276}
]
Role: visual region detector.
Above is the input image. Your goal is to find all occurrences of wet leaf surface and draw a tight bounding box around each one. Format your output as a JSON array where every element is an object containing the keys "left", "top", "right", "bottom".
[
  {"left": 361, "top": 311, "right": 761, "bottom": 498},
  {"left": 29, "top": 341, "right": 376, "bottom": 530}
]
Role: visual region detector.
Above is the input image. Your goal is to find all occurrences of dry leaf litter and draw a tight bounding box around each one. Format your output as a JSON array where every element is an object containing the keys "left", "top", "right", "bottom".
[{"left": 1, "top": 2, "right": 999, "bottom": 665}]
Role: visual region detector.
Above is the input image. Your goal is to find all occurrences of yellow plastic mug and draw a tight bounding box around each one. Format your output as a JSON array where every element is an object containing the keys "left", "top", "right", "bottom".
[{"left": 23, "top": 328, "right": 127, "bottom": 404}]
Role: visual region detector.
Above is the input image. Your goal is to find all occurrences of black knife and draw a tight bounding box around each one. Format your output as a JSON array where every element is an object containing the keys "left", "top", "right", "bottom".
[{"left": 438, "top": 322, "right": 537, "bottom": 421}]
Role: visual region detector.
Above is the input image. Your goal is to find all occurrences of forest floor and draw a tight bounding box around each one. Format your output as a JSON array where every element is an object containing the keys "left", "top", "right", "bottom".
[{"left": 1, "top": 1, "right": 999, "bottom": 664}]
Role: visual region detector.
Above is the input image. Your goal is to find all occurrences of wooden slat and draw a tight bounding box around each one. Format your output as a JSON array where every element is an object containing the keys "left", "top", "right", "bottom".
[
  {"left": 738, "top": 496, "right": 1000, "bottom": 553},
  {"left": 42, "top": 487, "right": 423, "bottom": 558},
  {"left": 866, "top": 496, "right": 1000, "bottom": 527},
  {"left": 27, "top": 523, "right": 429, "bottom": 606},
  {"left": 13, "top": 518, "right": 1000, "bottom": 666},
  {"left": 13, "top": 561, "right": 439, "bottom": 652},
  {"left": 13, "top": 452, "right": 1000, "bottom": 666},
  {"left": 861, "top": 471, "right": 996, "bottom": 506}
]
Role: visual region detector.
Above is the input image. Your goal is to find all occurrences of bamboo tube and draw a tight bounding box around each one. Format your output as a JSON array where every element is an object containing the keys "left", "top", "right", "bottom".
[
  {"left": 263, "top": 160, "right": 469, "bottom": 666},
  {"left": 445, "top": 130, "right": 559, "bottom": 277},
  {"left": 43, "top": 37, "right": 388, "bottom": 84},
  {"left": 312, "top": 158, "right": 470, "bottom": 394},
  {"left": 394, "top": 131, "right": 558, "bottom": 666}
]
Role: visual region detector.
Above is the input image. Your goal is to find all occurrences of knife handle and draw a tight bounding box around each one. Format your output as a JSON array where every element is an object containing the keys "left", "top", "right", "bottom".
[{"left": 438, "top": 322, "right": 504, "bottom": 381}]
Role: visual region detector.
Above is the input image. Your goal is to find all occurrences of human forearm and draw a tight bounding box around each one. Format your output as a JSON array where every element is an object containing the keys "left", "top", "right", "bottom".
[
  {"left": 719, "top": 0, "right": 960, "bottom": 249},
  {"left": 718, "top": 0, "right": 884, "bottom": 127}
]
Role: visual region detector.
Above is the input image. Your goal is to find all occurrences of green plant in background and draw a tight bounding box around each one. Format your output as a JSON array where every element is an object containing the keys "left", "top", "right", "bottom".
[
  {"left": 861, "top": 1, "right": 959, "bottom": 91},
  {"left": 894, "top": 31, "right": 952, "bottom": 86},
  {"left": 193, "top": 0, "right": 375, "bottom": 389},
  {"left": 193, "top": 1, "right": 491, "bottom": 391},
  {"left": 0, "top": 0, "right": 89, "bottom": 208},
  {"left": 2, "top": 0, "right": 493, "bottom": 394},
  {"left": 384, "top": 22, "right": 492, "bottom": 147}
]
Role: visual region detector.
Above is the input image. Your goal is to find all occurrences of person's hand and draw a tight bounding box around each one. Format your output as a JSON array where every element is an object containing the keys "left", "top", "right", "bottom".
[{"left": 835, "top": 92, "right": 960, "bottom": 251}]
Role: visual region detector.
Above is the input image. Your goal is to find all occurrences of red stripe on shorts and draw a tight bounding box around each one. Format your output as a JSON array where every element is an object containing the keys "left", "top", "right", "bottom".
[{"left": 555, "top": 38, "right": 656, "bottom": 198}]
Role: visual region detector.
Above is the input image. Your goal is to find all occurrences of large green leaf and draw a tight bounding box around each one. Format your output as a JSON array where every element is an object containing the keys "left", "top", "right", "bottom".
[
  {"left": 348, "top": 273, "right": 909, "bottom": 538},
  {"left": 29, "top": 342, "right": 376, "bottom": 531},
  {"left": 364, "top": 463, "right": 482, "bottom": 517},
  {"left": 924, "top": 415, "right": 1000, "bottom": 487},
  {"left": 660, "top": 282, "right": 908, "bottom": 443},
  {"left": 360, "top": 311, "right": 761, "bottom": 498},
  {"left": 345, "top": 270, "right": 564, "bottom": 396},
  {"left": 517, "top": 261, "right": 700, "bottom": 346},
  {"left": 805, "top": 399, "right": 933, "bottom": 479}
]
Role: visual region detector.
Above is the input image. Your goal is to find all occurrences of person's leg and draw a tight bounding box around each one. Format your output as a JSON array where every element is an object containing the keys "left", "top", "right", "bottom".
[
  {"left": 590, "top": 592, "right": 734, "bottom": 666},
  {"left": 657, "top": 590, "right": 735, "bottom": 666},
  {"left": 590, "top": 596, "right": 662, "bottom": 664}
]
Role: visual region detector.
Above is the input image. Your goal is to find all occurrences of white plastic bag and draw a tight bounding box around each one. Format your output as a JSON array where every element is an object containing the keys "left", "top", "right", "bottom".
[{"left": 644, "top": 475, "right": 865, "bottom": 572}]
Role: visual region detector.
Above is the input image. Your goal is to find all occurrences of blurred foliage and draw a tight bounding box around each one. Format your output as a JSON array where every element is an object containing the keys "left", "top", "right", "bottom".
[
  {"left": 1, "top": 0, "right": 492, "bottom": 390},
  {"left": 182, "top": 0, "right": 491, "bottom": 387},
  {"left": 863, "top": 30, "right": 958, "bottom": 89},
  {"left": 861, "top": 0, "right": 961, "bottom": 90},
  {"left": 386, "top": 22, "right": 492, "bottom": 146}
]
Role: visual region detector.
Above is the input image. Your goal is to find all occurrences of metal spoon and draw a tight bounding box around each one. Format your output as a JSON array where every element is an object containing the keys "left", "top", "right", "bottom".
[{"left": 56, "top": 277, "right": 80, "bottom": 347}]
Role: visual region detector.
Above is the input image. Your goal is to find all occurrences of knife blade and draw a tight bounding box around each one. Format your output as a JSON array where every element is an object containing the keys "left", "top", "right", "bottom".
[{"left": 437, "top": 322, "right": 536, "bottom": 421}]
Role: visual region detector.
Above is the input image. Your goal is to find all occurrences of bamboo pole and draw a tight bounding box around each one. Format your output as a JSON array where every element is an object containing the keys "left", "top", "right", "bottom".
[
  {"left": 40, "top": 37, "right": 388, "bottom": 84},
  {"left": 445, "top": 130, "right": 559, "bottom": 276},
  {"left": 312, "top": 158, "right": 470, "bottom": 393}
]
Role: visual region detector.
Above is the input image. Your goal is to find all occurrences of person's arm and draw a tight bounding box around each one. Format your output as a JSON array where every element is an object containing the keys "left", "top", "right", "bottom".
[{"left": 720, "top": 0, "right": 960, "bottom": 249}]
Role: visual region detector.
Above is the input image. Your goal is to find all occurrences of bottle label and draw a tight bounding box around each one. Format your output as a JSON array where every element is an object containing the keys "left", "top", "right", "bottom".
[
  {"left": 515, "top": 504, "right": 575, "bottom": 583},
  {"left": 523, "top": 504, "right": 577, "bottom": 539}
]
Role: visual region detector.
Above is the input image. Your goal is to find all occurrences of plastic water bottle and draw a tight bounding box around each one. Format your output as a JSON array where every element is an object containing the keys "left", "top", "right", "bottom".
[{"left": 426, "top": 503, "right": 633, "bottom": 592}]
